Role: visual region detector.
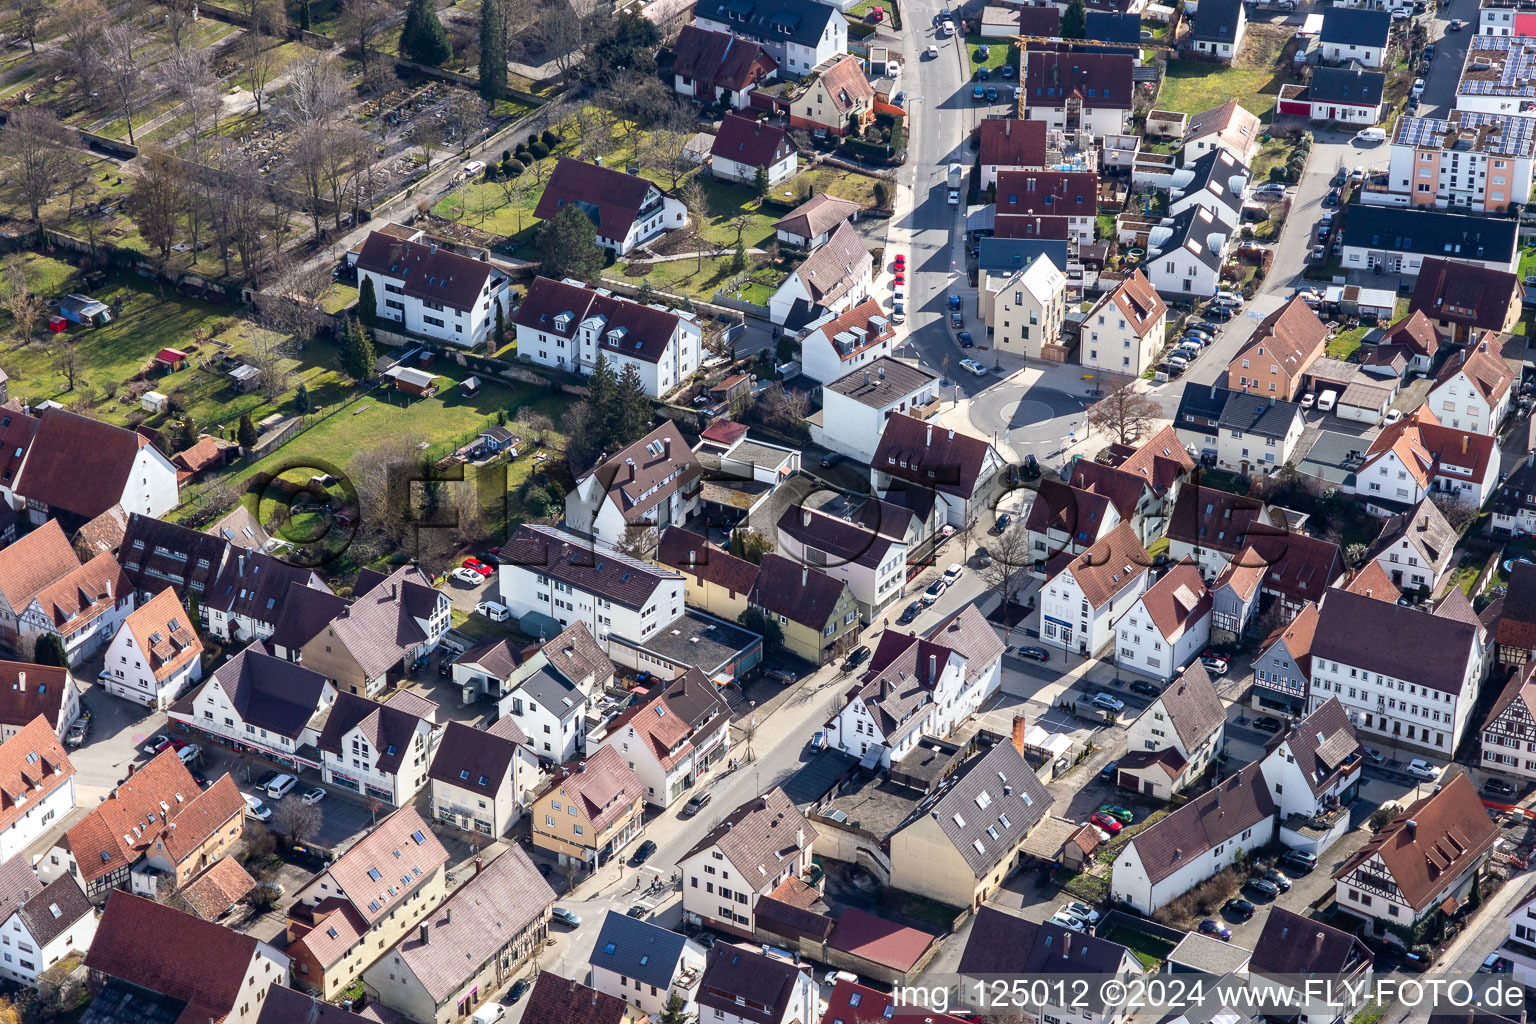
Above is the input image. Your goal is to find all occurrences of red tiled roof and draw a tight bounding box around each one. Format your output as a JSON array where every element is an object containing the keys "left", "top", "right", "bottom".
[
  {"left": 319, "top": 806, "right": 448, "bottom": 926},
  {"left": 522, "top": 974, "right": 628, "bottom": 1024},
  {"left": 0, "top": 716, "right": 72, "bottom": 837},
  {"left": 179, "top": 856, "right": 257, "bottom": 920},
  {"left": 993, "top": 214, "right": 1072, "bottom": 240},
  {"left": 0, "top": 520, "right": 78, "bottom": 613},
  {"left": 1433, "top": 333, "right": 1516, "bottom": 408},
  {"left": 712, "top": 112, "right": 794, "bottom": 169},
  {"left": 1343, "top": 560, "right": 1400, "bottom": 602},
  {"left": 353, "top": 231, "right": 495, "bottom": 314},
  {"left": 1053, "top": 520, "right": 1150, "bottom": 609},
  {"left": 15, "top": 408, "right": 156, "bottom": 521},
  {"left": 803, "top": 297, "right": 895, "bottom": 366},
  {"left": 978, "top": 118, "right": 1049, "bottom": 170},
  {"left": 27, "top": 551, "right": 130, "bottom": 636},
  {"left": 827, "top": 907, "right": 937, "bottom": 972},
  {"left": 1089, "top": 269, "right": 1167, "bottom": 340},
  {"left": 1379, "top": 310, "right": 1442, "bottom": 357},
  {"left": 550, "top": 745, "right": 642, "bottom": 833},
  {"left": 67, "top": 750, "right": 205, "bottom": 885},
  {"left": 995, "top": 169, "right": 1098, "bottom": 217},
  {"left": 0, "top": 661, "right": 70, "bottom": 730},
  {"left": 533, "top": 159, "right": 662, "bottom": 243},
  {"left": 699, "top": 419, "right": 750, "bottom": 447},
  {"left": 1138, "top": 560, "right": 1211, "bottom": 642},
  {"left": 1362, "top": 409, "right": 1498, "bottom": 490},
  {"left": 812, "top": 54, "right": 875, "bottom": 116},
  {"left": 120, "top": 587, "right": 202, "bottom": 683},
  {"left": 1229, "top": 296, "right": 1327, "bottom": 383}
]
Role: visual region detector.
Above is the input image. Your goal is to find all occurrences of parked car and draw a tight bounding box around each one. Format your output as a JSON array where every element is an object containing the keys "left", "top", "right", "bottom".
[
  {"left": 144, "top": 734, "right": 172, "bottom": 754},
  {"left": 819, "top": 452, "right": 843, "bottom": 468},
  {"left": 1406, "top": 758, "right": 1440, "bottom": 781},
  {"left": 683, "top": 793, "right": 712, "bottom": 817},
  {"left": 925, "top": 579, "right": 948, "bottom": 599},
  {"left": 960, "top": 358, "right": 987, "bottom": 376},
  {"left": 807, "top": 731, "right": 826, "bottom": 753},
  {"left": 243, "top": 793, "right": 272, "bottom": 822},
  {"left": 301, "top": 787, "right": 326, "bottom": 806},
  {"left": 897, "top": 601, "right": 922, "bottom": 625},
  {"left": 951, "top": 312, "right": 965, "bottom": 329},
  {"left": 1060, "top": 902, "right": 1101, "bottom": 927},
  {"left": 462, "top": 557, "right": 494, "bottom": 576},
  {"left": 1204, "top": 305, "right": 1234, "bottom": 323},
  {"left": 1485, "top": 778, "right": 1517, "bottom": 797},
  {"left": 1282, "top": 850, "right": 1318, "bottom": 873},
  {"left": 508, "top": 978, "right": 530, "bottom": 1003},
  {"left": 1201, "top": 655, "right": 1230, "bottom": 675},
  {"left": 1424, "top": 43, "right": 1437, "bottom": 60},
  {"left": 1223, "top": 898, "right": 1255, "bottom": 920},
  {"left": 1245, "top": 877, "right": 1281, "bottom": 899},
  {"left": 958, "top": 331, "right": 974, "bottom": 348},
  {"left": 1253, "top": 716, "right": 1283, "bottom": 733},
  {"left": 1099, "top": 761, "right": 1118, "bottom": 781},
  {"left": 452, "top": 567, "right": 485, "bottom": 585},
  {"left": 843, "top": 645, "right": 872, "bottom": 671},
  {"left": 984, "top": 86, "right": 998, "bottom": 101},
  {"left": 1199, "top": 919, "right": 1232, "bottom": 941},
  {"left": 1091, "top": 693, "right": 1124, "bottom": 712},
  {"left": 1129, "top": 680, "right": 1160, "bottom": 697},
  {"left": 971, "top": 84, "right": 986, "bottom": 101},
  {"left": 265, "top": 774, "right": 298, "bottom": 799},
  {"left": 1090, "top": 811, "right": 1124, "bottom": 834},
  {"left": 976, "top": 43, "right": 991, "bottom": 59},
  {"left": 1097, "top": 805, "right": 1134, "bottom": 824},
  {"left": 1264, "top": 869, "right": 1292, "bottom": 892},
  {"left": 1362, "top": 746, "right": 1385, "bottom": 765},
  {"left": 629, "top": 840, "right": 658, "bottom": 866},
  {"left": 1016, "top": 646, "right": 1049, "bottom": 662},
  {"left": 1048, "top": 912, "right": 1085, "bottom": 932},
  {"left": 1480, "top": 954, "right": 1514, "bottom": 974},
  {"left": 551, "top": 907, "right": 581, "bottom": 928},
  {"left": 1449, "top": 18, "right": 1464, "bottom": 29}
]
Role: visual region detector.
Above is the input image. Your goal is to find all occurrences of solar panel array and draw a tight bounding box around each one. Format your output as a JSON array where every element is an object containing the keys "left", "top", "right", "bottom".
[
  {"left": 1393, "top": 109, "right": 1536, "bottom": 155},
  {"left": 1461, "top": 36, "right": 1536, "bottom": 95}
]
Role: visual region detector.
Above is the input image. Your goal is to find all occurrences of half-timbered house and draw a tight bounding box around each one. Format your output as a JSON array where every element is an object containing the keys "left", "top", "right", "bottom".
[{"left": 1482, "top": 660, "right": 1536, "bottom": 783}]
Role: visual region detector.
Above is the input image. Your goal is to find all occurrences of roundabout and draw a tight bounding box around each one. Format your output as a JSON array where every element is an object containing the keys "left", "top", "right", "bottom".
[{"left": 966, "top": 381, "right": 1088, "bottom": 461}]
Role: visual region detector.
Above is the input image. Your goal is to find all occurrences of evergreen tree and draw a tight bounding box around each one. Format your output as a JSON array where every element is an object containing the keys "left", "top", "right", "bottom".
[
  {"left": 493, "top": 302, "right": 506, "bottom": 350},
  {"left": 535, "top": 205, "right": 604, "bottom": 282},
  {"left": 32, "top": 634, "right": 67, "bottom": 668},
  {"left": 400, "top": 0, "right": 452, "bottom": 66},
  {"left": 185, "top": 590, "right": 202, "bottom": 634},
  {"left": 478, "top": 0, "right": 507, "bottom": 100},
  {"left": 347, "top": 319, "right": 377, "bottom": 381},
  {"left": 587, "top": 354, "right": 620, "bottom": 447},
  {"left": 753, "top": 164, "right": 771, "bottom": 198},
  {"left": 358, "top": 276, "right": 378, "bottom": 327},
  {"left": 298, "top": 1, "right": 311, "bottom": 29},
  {"left": 237, "top": 413, "right": 258, "bottom": 450},
  {"left": 177, "top": 414, "right": 199, "bottom": 452},
  {"left": 658, "top": 992, "right": 693, "bottom": 1024},
  {"left": 295, "top": 383, "right": 312, "bottom": 414},
  {"left": 615, "top": 363, "right": 651, "bottom": 444},
  {"left": 1061, "top": 0, "right": 1087, "bottom": 38},
  {"left": 731, "top": 239, "right": 747, "bottom": 273},
  {"left": 636, "top": 279, "right": 655, "bottom": 305}
]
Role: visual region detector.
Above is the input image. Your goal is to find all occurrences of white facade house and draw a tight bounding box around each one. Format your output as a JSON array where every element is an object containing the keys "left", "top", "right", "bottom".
[
  {"left": 169, "top": 643, "right": 334, "bottom": 770},
  {"left": 1146, "top": 206, "right": 1227, "bottom": 299},
  {"left": 593, "top": 670, "right": 730, "bottom": 809},
  {"left": 677, "top": 787, "right": 815, "bottom": 940},
  {"left": 535, "top": 159, "right": 689, "bottom": 256},
  {"left": 1041, "top": 522, "right": 1150, "bottom": 657},
  {"left": 427, "top": 720, "right": 538, "bottom": 838},
  {"left": 1120, "top": 662, "right": 1225, "bottom": 799},
  {"left": 353, "top": 231, "right": 510, "bottom": 349},
  {"left": 1319, "top": 7, "right": 1390, "bottom": 67},
  {"left": 99, "top": 588, "right": 202, "bottom": 711},
  {"left": 1080, "top": 270, "right": 1167, "bottom": 377},
  {"left": 12, "top": 408, "right": 180, "bottom": 526},
  {"left": 316, "top": 692, "right": 442, "bottom": 806},
  {"left": 775, "top": 506, "right": 907, "bottom": 622},
  {"left": 768, "top": 222, "right": 872, "bottom": 327},
  {"left": 0, "top": 872, "right": 95, "bottom": 990},
  {"left": 710, "top": 113, "right": 798, "bottom": 186},
  {"left": 1263, "top": 697, "right": 1363, "bottom": 854},
  {"left": 812, "top": 356, "right": 938, "bottom": 465},
  {"left": 696, "top": 947, "right": 819, "bottom": 1024},
  {"left": 497, "top": 524, "right": 687, "bottom": 656},
  {"left": 1347, "top": 411, "right": 1500, "bottom": 512},
  {"left": 799, "top": 298, "right": 896, "bottom": 386},
  {"left": 499, "top": 659, "right": 589, "bottom": 766},
  {"left": 589, "top": 910, "right": 707, "bottom": 1020},
  {"left": 514, "top": 277, "right": 702, "bottom": 398},
  {"left": 1115, "top": 563, "right": 1212, "bottom": 683},
  {"left": 692, "top": 0, "right": 848, "bottom": 78},
  {"left": 1383, "top": 112, "right": 1536, "bottom": 214},
  {"left": 564, "top": 421, "right": 700, "bottom": 552},
  {"left": 0, "top": 718, "right": 74, "bottom": 866},
  {"left": 1425, "top": 338, "right": 1515, "bottom": 434},
  {"left": 983, "top": 253, "right": 1067, "bottom": 359}
]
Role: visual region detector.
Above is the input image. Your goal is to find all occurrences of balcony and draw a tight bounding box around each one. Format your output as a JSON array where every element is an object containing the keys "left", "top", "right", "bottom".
[{"left": 910, "top": 396, "right": 941, "bottom": 420}]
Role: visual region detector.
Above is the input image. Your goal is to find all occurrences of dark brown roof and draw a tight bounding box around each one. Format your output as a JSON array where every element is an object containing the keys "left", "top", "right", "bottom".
[
  {"left": 427, "top": 721, "right": 519, "bottom": 795},
  {"left": 515, "top": 276, "right": 688, "bottom": 366},
  {"left": 534, "top": 159, "right": 663, "bottom": 242},
  {"left": 1230, "top": 296, "right": 1327, "bottom": 382},
  {"left": 681, "top": 786, "right": 815, "bottom": 884},
  {"left": 772, "top": 192, "right": 861, "bottom": 240},
  {"left": 317, "top": 691, "right": 434, "bottom": 775},
  {"left": 1497, "top": 561, "right": 1536, "bottom": 650},
  {"left": 1251, "top": 906, "right": 1371, "bottom": 977},
  {"left": 1331, "top": 774, "right": 1500, "bottom": 911},
  {"left": 203, "top": 549, "right": 325, "bottom": 626},
  {"left": 0, "top": 660, "right": 71, "bottom": 729},
  {"left": 1410, "top": 257, "right": 1521, "bottom": 331},
  {"left": 455, "top": 636, "right": 526, "bottom": 681},
  {"left": 582, "top": 421, "right": 702, "bottom": 526},
  {"left": 995, "top": 170, "right": 1098, "bottom": 217},
  {"left": 1277, "top": 697, "right": 1361, "bottom": 797},
  {"left": 257, "top": 987, "right": 380, "bottom": 1024},
  {"left": 776, "top": 504, "right": 895, "bottom": 570},
  {"left": 671, "top": 24, "right": 778, "bottom": 90},
  {"left": 873, "top": 413, "right": 999, "bottom": 499},
  {"left": 827, "top": 907, "right": 937, "bottom": 972},
  {"left": 191, "top": 642, "right": 330, "bottom": 739},
  {"left": 15, "top": 408, "right": 155, "bottom": 521},
  {"left": 1244, "top": 531, "right": 1346, "bottom": 606},
  {"left": 86, "top": 891, "right": 261, "bottom": 1019},
  {"left": 1312, "top": 587, "right": 1478, "bottom": 695},
  {"left": 1151, "top": 661, "right": 1224, "bottom": 749},
  {"left": 0, "top": 408, "right": 37, "bottom": 493},
  {"left": 353, "top": 231, "right": 495, "bottom": 313},
  {"left": 1054, "top": 520, "right": 1150, "bottom": 609},
  {"left": 658, "top": 527, "right": 760, "bottom": 596},
  {"left": 268, "top": 580, "right": 349, "bottom": 653},
  {"left": 979, "top": 118, "right": 1049, "bottom": 170},
  {"left": 698, "top": 945, "right": 808, "bottom": 1024},
  {"left": 522, "top": 974, "right": 629, "bottom": 1024},
  {"left": 1378, "top": 310, "right": 1442, "bottom": 358},
  {"left": 119, "top": 513, "right": 230, "bottom": 601},
  {"left": 793, "top": 221, "right": 871, "bottom": 307},
  {"left": 1125, "top": 763, "right": 1276, "bottom": 884},
  {"left": 960, "top": 907, "right": 1135, "bottom": 977},
  {"left": 499, "top": 524, "right": 677, "bottom": 610},
  {"left": 712, "top": 111, "right": 795, "bottom": 168},
  {"left": 1167, "top": 486, "right": 1269, "bottom": 554},
  {"left": 14, "top": 873, "right": 91, "bottom": 946},
  {"left": 1022, "top": 51, "right": 1134, "bottom": 110},
  {"left": 750, "top": 552, "right": 848, "bottom": 629},
  {"left": 1025, "top": 478, "right": 1118, "bottom": 548}
]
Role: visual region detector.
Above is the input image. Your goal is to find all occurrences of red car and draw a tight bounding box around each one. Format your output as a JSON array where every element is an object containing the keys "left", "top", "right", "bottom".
[
  {"left": 892, "top": 254, "right": 905, "bottom": 267},
  {"left": 1090, "top": 812, "right": 1124, "bottom": 834},
  {"left": 462, "top": 557, "right": 495, "bottom": 576}
]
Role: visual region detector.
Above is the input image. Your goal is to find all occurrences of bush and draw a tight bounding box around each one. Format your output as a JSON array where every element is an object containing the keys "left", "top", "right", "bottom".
[
  {"left": 505, "top": 158, "right": 524, "bottom": 176},
  {"left": 501, "top": 149, "right": 511, "bottom": 163},
  {"left": 515, "top": 146, "right": 531, "bottom": 162},
  {"left": 541, "top": 129, "right": 559, "bottom": 147},
  {"left": 529, "top": 141, "right": 550, "bottom": 159},
  {"left": 527, "top": 133, "right": 538, "bottom": 147}
]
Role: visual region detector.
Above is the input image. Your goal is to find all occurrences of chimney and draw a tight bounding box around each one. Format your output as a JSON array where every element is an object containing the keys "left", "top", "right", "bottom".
[
  {"left": 1419, "top": 514, "right": 1428, "bottom": 531},
  {"left": 1462, "top": 435, "right": 1469, "bottom": 455},
  {"left": 420, "top": 923, "right": 430, "bottom": 944},
  {"left": 926, "top": 424, "right": 933, "bottom": 446},
  {"left": 928, "top": 654, "right": 936, "bottom": 679},
  {"left": 802, "top": 509, "right": 811, "bottom": 527},
  {"left": 237, "top": 554, "right": 245, "bottom": 577},
  {"left": 579, "top": 760, "right": 587, "bottom": 772},
  {"left": 1315, "top": 932, "right": 1325, "bottom": 958},
  {"left": 948, "top": 429, "right": 955, "bottom": 442},
  {"left": 1406, "top": 819, "right": 1417, "bottom": 838},
  {"left": 15, "top": 672, "right": 22, "bottom": 694},
  {"left": 878, "top": 365, "right": 885, "bottom": 379},
  {"left": 689, "top": 550, "right": 696, "bottom": 565},
  {"left": 1012, "top": 714, "right": 1027, "bottom": 755},
  {"left": 802, "top": 566, "right": 808, "bottom": 587},
  {"left": 865, "top": 371, "right": 871, "bottom": 386},
  {"left": 1005, "top": 120, "right": 1011, "bottom": 138},
  {"left": 663, "top": 439, "right": 671, "bottom": 459},
  {"left": 446, "top": 908, "right": 452, "bottom": 924}
]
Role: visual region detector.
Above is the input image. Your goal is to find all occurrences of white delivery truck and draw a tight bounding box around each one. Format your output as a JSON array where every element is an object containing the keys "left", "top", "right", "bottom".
[{"left": 947, "top": 163, "right": 963, "bottom": 204}]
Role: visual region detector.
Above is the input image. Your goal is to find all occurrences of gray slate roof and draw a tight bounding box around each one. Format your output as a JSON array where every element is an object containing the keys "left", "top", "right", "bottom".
[
  {"left": 200, "top": 642, "right": 330, "bottom": 739},
  {"left": 1218, "top": 393, "right": 1302, "bottom": 439},
  {"left": 520, "top": 664, "right": 585, "bottom": 721},
  {"left": 590, "top": 910, "right": 690, "bottom": 990},
  {"left": 1156, "top": 663, "right": 1226, "bottom": 751},
  {"left": 914, "top": 740, "right": 1050, "bottom": 878}
]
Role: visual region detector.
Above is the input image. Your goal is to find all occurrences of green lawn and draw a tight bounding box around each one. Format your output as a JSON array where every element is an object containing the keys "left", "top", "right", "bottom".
[
  {"left": 1519, "top": 247, "right": 1536, "bottom": 283},
  {"left": 966, "top": 36, "right": 1014, "bottom": 75},
  {"left": 1157, "top": 61, "right": 1287, "bottom": 120},
  {"left": 1327, "top": 324, "right": 1369, "bottom": 360}
]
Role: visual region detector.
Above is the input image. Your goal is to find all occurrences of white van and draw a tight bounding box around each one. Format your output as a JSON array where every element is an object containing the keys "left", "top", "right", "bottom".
[
  {"left": 177, "top": 743, "right": 201, "bottom": 765},
  {"left": 470, "top": 1003, "right": 506, "bottom": 1024},
  {"left": 265, "top": 774, "right": 298, "bottom": 799},
  {"left": 475, "top": 600, "right": 510, "bottom": 622},
  {"left": 1317, "top": 390, "right": 1337, "bottom": 413},
  {"left": 1355, "top": 126, "right": 1386, "bottom": 143},
  {"left": 243, "top": 793, "right": 272, "bottom": 821}
]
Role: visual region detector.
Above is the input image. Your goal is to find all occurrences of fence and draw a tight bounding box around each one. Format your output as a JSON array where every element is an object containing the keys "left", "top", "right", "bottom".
[
  {"left": 197, "top": 2, "right": 337, "bottom": 49},
  {"left": 384, "top": 54, "right": 548, "bottom": 107}
]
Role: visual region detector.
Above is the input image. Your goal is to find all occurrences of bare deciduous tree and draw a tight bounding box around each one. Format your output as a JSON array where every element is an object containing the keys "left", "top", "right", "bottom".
[
  {"left": 53, "top": 0, "right": 106, "bottom": 97},
  {"left": 13, "top": 0, "right": 47, "bottom": 53},
  {"left": 126, "top": 146, "right": 184, "bottom": 258},
  {"left": 282, "top": 54, "right": 349, "bottom": 130},
  {"left": 242, "top": 0, "right": 287, "bottom": 115},
  {"left": 339, "top": 0, "right": 390, "bottom": 76},
  {"left": 414, "top": 119, "right": 443, "bottom": 172},
  {"left": 539, "top": 6, "right": 585, "bottom": 81},
  {"left": 1, "top": 107, "right": 73, "bottom": 225},
  {"left": 1084, "top": 373, "right": 1161, "bottom": 446},
  {"left": 1, "top": 256, "right": 46, "bottom": 345},
  {"left": 160, "top": 0, "right": 200, "bottom": 54},
  {"left": 99, "top": 23, "right": 145, "bottom": 145},
  {"left": 272, "top": 797, "right": 320, "bottom": 841},
  {"left": 53, "top": 343, "right": 83, "bottom": 391},
  {"left": 980, "top": 525, "right": 1032, "bottom": 611},
  {"left": 677, "top": 180, "right": 707, "bottom": 270}
]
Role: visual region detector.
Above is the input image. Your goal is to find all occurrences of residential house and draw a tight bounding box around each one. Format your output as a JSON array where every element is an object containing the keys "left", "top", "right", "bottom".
[
  {"left": 1277, "top": 66, "right": 1385, "bottom": 125},
  {"left": 749, "top": 554, "right": 861, "bottom": 666},
  {"left": 1308, "top": 587, "right": 1485, "bottom": 755},
  {"left": 530, "top": 745, "right": 645, "bottom": 869},
  {"left": 12, "top": 408, "right": 178, "bottom": 531},
  {"left": 45, "top": 748, "right": 239, "bottom": 900},
  {"left": 1481, "top": 658, "right": 1536, "bottom": 781},
  {"left": 825, "top": 980, "right": 974, "bottom": 1023},
  {"left": 813, "top": 356, "right": 939, "bottom": 465},
  {"left": 1249, "top": 908, "right": 1374, "bottom": 1024},
  {"left": 427, "top": 720, "right": 538, "bottom": 838},
  {"left": 1227, "top": 297, "right": 1328, "bottom": 401},
  {"left": 1040, "top": 521, "right": 1151, "bottom": 656},
  {"left": 447, "top": 636, "right": 524, "bottom": 702},
  {"left": 788, "top": 54, "right": 876, "bottom": 136},
  {"left": 1320, "top": 7, "right": 1391, "bottom": 66},
  {"left": 1041, "top": 426, "right": 1194, "bottom": 553},
  {"left": 1459, "top": 36, "right": 1536, "bottom": 114},
  {"left": 1024, "top": 477, "right": 1127, "bottom": 566},
  {"left": 1264, "top": 697, "right": 1365, "bottom": 853},
  {"left": 1111, "top": 764, "right": 1277, "bottom": 913},
  {"left": 711, "top": 112, "right": 798, "bottom": 185},
  {"left": 533, "top": 159, "right": 688, "bottom": 256},
  {"left": 317, "top": 691, "right": 440, "bottom": 805},
  {"left": 825, "top": 603, "right": 1004, "bottom": 768},
  {"left": 1210, "top": 557, "right": 1265, "bottom": 642},
  {"left": 1368, "top": 311, "right": 1442, "bottom": 378},
  {"left": 1370, "top": 497, "right": 1457, "bottom": 597},
  {"left": 799, "top": 298, "right": 896, "bottom": 385},
  {"left": 0, "top": 408, "right": 36, "bottom": 513},
  {"left": 1146, "top": 206, "right": 1229, "bottom": 298},
  {"left": 0, "top": 521, "right": 130, "bottom": 664},
  {"left": 1252, "top": 602, "right": 1320, "bottom": 715},
  {"left": 178, "top": 856, "right": 258, "bottom": 921},
  {"left": 671, "top": 25, "right": 778, "bottom": 107},
  {"left": 1496, "top": 563, "right": 1536, "bottom": 669},
  {"left": 978, "top": 118, "right": 1049, "bottom": 188},
  {"left": 1021, "top": 51, "right": 1135, "bottom": 135},
  {"left": 958, "top": 909, "right": 1144, "bottom": 1024},
  {"left": 1344, "top": 560, "right": 1405, "bottom": 603},
  {"left": 1216, "top": 392, "right": 1306, "bottom": 476},
  {"left": 889, "top": 737, "right": 1051, "bottom": 909},
  {"left": 1341, "top": 205, "right": 1520, "bottom": 276},
  {"left": 0, "top": 662, "right": 77, "bottom": 741},
  {"left": 285, "top": 807, "right": 449, "bottom": 1000},
  {"left": 678, "top": 787, "right": 816, "bottom": 939},
  {"left": 352, "top": 231, "right": 511, "bottom": 348},
  {"left": 523, "top": 974, "right": 635, "bottom": 1024},
  {"left": 656, "top": 528, "right": 757, "bottom": 622},
  {"left": 1331, "top": 774, "right": 1499, "bottom": 942},
  {"left": 0, "top": 865, "right": 95, "bottom": 989},
  {"left": 1119, "top": 662, "right": 1224, "bottom": 798},
  {"left": 84, "top": 891, "right": 288, "bottom": 1024},
  {"left": 362, "top": 846, "right": 554, "bottom": 1024},
  {"left": 993, "top": 170, "right": 1099, "bottom": 245},
  {"left": 513, "top": 276, "right": 702, "bottom": 397},
  {"left": 1080, "top": 269, "right": 1167, "bottom": 377},
  {"left": 301, "top": 566, "right": 448, "bottom": 698},
  {"left": 497, "top": 524, "right": 686, "bottom": 655},
  {"left": 1426, "top": 333, "right": 1517, "bottom": 432},
  {"left": 0, "top": 717, "right": 72, "bottom": 865},
  {"left": 168, "top": 642, "right": 335, "bottom": 772},
  {"left": 1182, "top": 100, "right": 1263, "bottom": 165},
  {"left": 695, "top": 945, "right": 819, "bottom": 1024},
  {"left": 1165, "top": 486, "right": 1273, "bottom": 577},
  {"left": 255, "top": 988, "right": 392, "bottom": 1024},
  {"left": 693, "top": 0, "right": 848, "bottom": 78},
  {"left": 1191, "top": 0, "right": 1247, "bottom": 60},
  {"left": 589, "top": 910, "right": 707, "bottom": 1019},
  {"left": 596, "top": 668, "right": 731, "bottom": 808},
  {"left": 1382, "top": 112, "right": 1536, "bottom": 214},
  {"left": 1115, "top": 562, "right": 1213, "bottom": 685},
  {"left": 500, "top": 651, "right": 591, "bottom": 765},
  {"left": 775, "top": 505, "right": 907, "bottom": 622},
  {"left": 772, "top": 192, "right": 861, "bottom": 248},
  {"left": 1348, "top": 409, "right": 1500, "bottom": 513},
  {"left": 1169, "top": 149, "right": 1251, "bottom": 230},
  {"left": 564, "top": 421, "right": 701, "bottom": 551},
  {"left": 978, "top": 249, "right": 1068, "bottom": 359},
  {"left": 99, "top": 587, "right": 202, "bottom": 710},
  {"left": 871, "top": 414, "right": 1004, "bottom": 528},
  {"left": 769, "top": 221, "right": 872, "bottom": 328}
]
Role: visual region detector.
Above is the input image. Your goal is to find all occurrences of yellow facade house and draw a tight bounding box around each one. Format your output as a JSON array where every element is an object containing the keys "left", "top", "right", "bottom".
[{"left": 531, "top": 745, "right": 646, "bottom": 869}]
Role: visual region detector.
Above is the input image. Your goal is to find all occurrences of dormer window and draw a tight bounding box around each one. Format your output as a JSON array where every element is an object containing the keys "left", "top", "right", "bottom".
[{"left": 554, "top": 312, "right": 573, "bottom": 331}]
